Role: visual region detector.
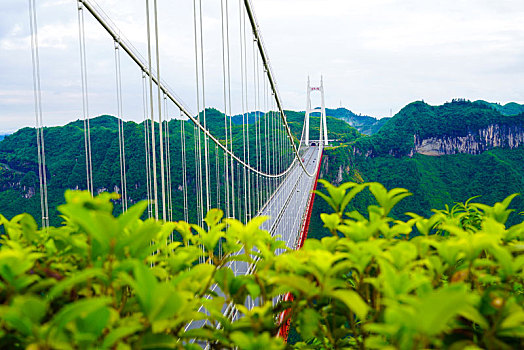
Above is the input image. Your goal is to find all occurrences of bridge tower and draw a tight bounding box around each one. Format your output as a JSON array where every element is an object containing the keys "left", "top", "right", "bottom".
[{"left": 304, "top": 76, "right": 328, "bottom": 146}]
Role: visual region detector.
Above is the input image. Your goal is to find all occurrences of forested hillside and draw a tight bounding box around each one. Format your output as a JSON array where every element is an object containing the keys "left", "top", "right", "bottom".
[
  {"left": 475, "top": 100, "right": 524, "bottom": 116},
  {"left": 1, "top": 100, "right": 523, "bottom": 234},
  {"left": 353, "top": 100, "right": 524, "bottom": 157},
  {"left": 309, "top": 100, "right": 524, "bottom": 238},
  {"left": 0, "top": 109, "right": 358, "bottom": 225},
  {"left": 325, "top": 107, "right": 389, "bottom": 135}
]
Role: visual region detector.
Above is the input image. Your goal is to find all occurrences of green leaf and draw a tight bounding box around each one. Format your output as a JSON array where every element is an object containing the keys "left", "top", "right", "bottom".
[
  {"left": 414, "top": 285, "right": 471, "bottom": 336},
  {"left": 76, "top": 304, "right": 111, "bottom": 338},
  {"left": 102, "top": 324, "right": 143, "bottom": 349},
  {"left": 47, "top": 297, "right": 111, "bottom": 337},
  {"left": 500, "top": 309, "right": 524, "bottom": 331},
  {"left": 474, "top": 193, "right": 519, "bottom": 224},
  {"left": 297, "top": 308, "right": 321, "bottom": 340},
  {"left": 320, "top": 213, "right": 341, "bottom": 233},
  {"left": 118, "top": 201, "right": 148, "bottom": 231},
  {"left": 329, "top": 289, "right": 369, "bottom": 320},
  {"left": 132, "top": 263, "right": 158, "bottom": 317},
  {"left": 48, "top": 268, "right": 107, "bottom": 299},
  {"left": 369, "top": 183, "right": 411, "bottom": 216},
  {"left": 215, "top": 267, "right": 235, "bottom": 294},
  {"left": 2, "top": 296, "right": 47, "bottom": 336},
  {"left": 140, "top": 332, "right": 178, "bottom": 349},
  {"left": 204, "top": 208, "right": 224, "bottom": 228}
]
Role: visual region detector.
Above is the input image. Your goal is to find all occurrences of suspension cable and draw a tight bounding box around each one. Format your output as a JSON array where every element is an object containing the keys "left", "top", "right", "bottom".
[
  {"left": 255, "top": 52, "right": 263, "bottom": 205},
  {"left": 238, "top": 0, "right": 248, "bottom": 223},
  {"left": 264, "top": 66, "right": 269, "bottom": 203},
  {"left": 244, "top": 8, "right": 252, "bottom": 220},
  {"left": 193, "top": 121, "right": 202, "bottom": 228},
  {"left": 198, "top": 0, "right": 211, "bottom": 215},
  {"left": 77, "top": 1, "right": 94, "bottom": 194},
  {"left": 220, "top": 0, "right": 230, "bottom": 219},
  {"left": 180, "top": 115, "right": 189, "bottom": 222},
  {"left": 192, "top": 0, "right": 204, "bottom": 228},
  {"left": 141, "top": 72, "right": 153, "bottom": 218},
  {"left": 28, "top": 0, "right": 49, "bottom": 229},
  {"left": 114, "top": 40, "right": 128, "bottom": 212},
  {"left": 79, "top": 0, "right": 309, "bottom": 179},
  {"left": 241, "top": 0, "right": 312, "bottom": 175},
  {"left": 252, "top": 36, "right": 260, "bottom": 212},
  {"left": 215, "top": 144, "right": 220, "bottom": 209},
  {"left": 145, "top": 0, "right": 159, "bottom": 220},
  {"left": 152, "top": 0, "right": 167, "bottom": 221},
  {"left": 223, "top": 0, "right": 235, "bottom": 219},
  {"left": 164, "top": 95, "right": 173, "bottom": 222}
]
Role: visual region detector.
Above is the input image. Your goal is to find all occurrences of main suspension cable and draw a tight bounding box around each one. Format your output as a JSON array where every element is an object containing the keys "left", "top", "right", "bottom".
[{"left": 79, "top": 0, "right": 312, "bottom": 178}]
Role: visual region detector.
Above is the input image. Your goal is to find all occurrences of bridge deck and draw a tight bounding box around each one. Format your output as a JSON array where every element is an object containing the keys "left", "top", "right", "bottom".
[{"left": 186, "top": 146, "right": 323, "bottom": 338}]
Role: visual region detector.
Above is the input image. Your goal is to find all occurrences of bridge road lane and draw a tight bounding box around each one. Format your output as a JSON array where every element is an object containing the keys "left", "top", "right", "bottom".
[
  {"left": 185, "top": 145, "right": 322, "bottom": 337},
  {"left": 235, "top": 145, "right": 320, "bottom": 275}
]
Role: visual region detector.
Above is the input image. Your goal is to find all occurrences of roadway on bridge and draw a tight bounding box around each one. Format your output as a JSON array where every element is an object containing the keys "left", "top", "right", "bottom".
[{"left": 185, "top": 145, "right": 322, "bottom": 337}]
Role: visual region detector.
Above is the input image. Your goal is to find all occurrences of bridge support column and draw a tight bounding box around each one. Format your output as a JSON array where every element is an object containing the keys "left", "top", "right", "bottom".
[
  {"left": 320, "top": 77, "right": 328, "bottom": 145},
  {"left": 304, "top": 77, "right": 311, "bottom": 145},
  {"left": 304, "top": 76, "right": 328, "bottom": 146}
]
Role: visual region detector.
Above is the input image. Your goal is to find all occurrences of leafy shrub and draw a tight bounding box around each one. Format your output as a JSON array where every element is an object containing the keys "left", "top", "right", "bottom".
[{"left": 0, "top": 182, "right": 523, "bottom": 349}]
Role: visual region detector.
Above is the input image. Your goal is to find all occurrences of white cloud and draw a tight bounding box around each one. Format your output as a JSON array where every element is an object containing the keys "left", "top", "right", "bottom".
[{"left": 1, "top": 0, "right": 524, "bottom": 131}]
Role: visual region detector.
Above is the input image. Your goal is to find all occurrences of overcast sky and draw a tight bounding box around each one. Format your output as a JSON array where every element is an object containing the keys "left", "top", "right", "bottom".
[{"left": 1, "top": 0, "right": 524, "bottom": 133}]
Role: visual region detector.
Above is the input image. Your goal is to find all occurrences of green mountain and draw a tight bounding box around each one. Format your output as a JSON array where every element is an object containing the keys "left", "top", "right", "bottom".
[
  {"left": 285, "top": 110, "right": 361, "bottom": 144},
  {"left": 475, "top": 100, "right": 524, "bottom": 116},
  {"left": 2, "top": 100, "right": 523, "bottom": 236},
  {"left": 353, "top": 99, "right": 524, "bottom": 157},
  {"left": 309, "top": 100, "right": 524, "bottom": 239},
  {"left": 0, "top": 109, "right": 359, "bottom": 226},
  {"left": 325, "top": 107, "right": 389, "bottom": 135},
  {"left": 230, "top": 112, "right": 258, "bottom": 125}
]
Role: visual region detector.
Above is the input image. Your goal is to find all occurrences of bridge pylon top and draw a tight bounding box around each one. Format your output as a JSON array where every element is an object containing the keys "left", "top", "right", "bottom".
[{"left": 304, "top": 76, "right": 328, "bottom": 146}]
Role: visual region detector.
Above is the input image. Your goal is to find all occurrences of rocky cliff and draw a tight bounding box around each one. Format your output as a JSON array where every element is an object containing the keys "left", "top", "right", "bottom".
[{"left": 414, "top": 124, "right": 524, "bottom": 156}]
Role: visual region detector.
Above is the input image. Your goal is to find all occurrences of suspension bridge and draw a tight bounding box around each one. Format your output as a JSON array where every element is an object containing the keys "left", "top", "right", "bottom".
[{"left": 22, "top": 0, "right": 329, "bottom": 341}]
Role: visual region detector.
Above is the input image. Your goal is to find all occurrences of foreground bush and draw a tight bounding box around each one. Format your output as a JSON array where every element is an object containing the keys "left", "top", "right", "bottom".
[{"left": 0, "top": 182, "right": 522, "bottom": 349}]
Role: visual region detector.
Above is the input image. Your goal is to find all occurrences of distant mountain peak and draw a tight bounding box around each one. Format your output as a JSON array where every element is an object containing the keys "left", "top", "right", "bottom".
[
  {"left": 353, "top": 100, "right": 524, "bottom": 158},
  {"left": 325, "top": 107, "right": 389, "bottom": 135},
  {"left": 474, "top": 100, "right": 524, "bottom": 116}
]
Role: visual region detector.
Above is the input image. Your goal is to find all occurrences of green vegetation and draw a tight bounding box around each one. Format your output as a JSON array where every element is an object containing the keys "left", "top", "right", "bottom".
[
  {"left": 309, "top": 100, "right": 524, "bottom": 239},
  {"left": 1, "top": 182, "right": 523, "bottom": 349},
  {"left": 354, "top": 100, "right": 524, "bottom": 157},
  {"left": 0, "top": 109, "right": 360, "bottom": 227},
  {"left": 285, "top": 110, "right": 361, "bottom": 144},
  {"left": 475, "top": 100, "right": 524, "bottom": 116},
  {"left": 0, "top": 111, "right": 286, "bottom": 225},
  {"left": 310, "top": 147, "right": 524, "bottom": 238},
  {"left": 325, "top": 108, "right": 389, "bottom": 135}
]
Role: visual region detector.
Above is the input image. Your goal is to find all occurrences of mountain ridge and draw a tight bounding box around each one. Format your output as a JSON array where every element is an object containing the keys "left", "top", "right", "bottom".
[
  {"left": 1, "top": 100, "right": 523, "bottom": 230},
  {"left": 324, "top": 107, "right": 389, "bottom": 135},
  {"left": 352, "top": 100, "right": 524, "bottom": 158}
]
